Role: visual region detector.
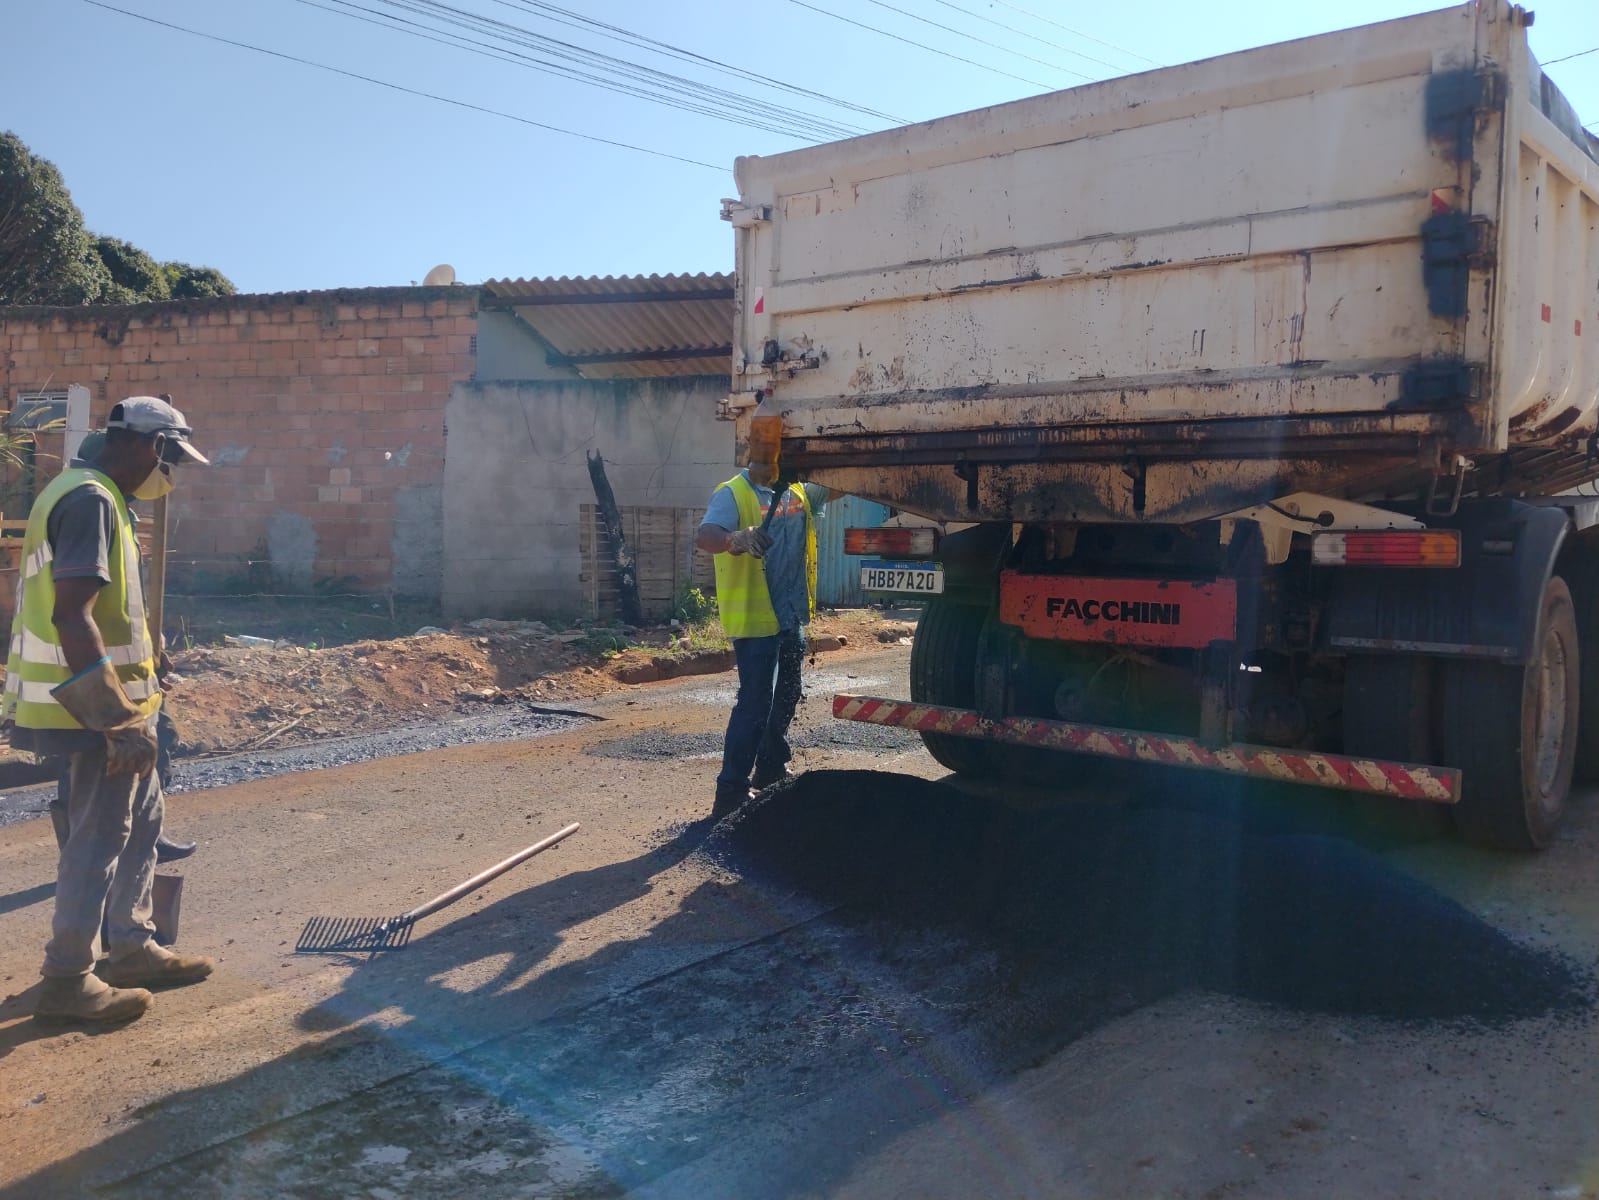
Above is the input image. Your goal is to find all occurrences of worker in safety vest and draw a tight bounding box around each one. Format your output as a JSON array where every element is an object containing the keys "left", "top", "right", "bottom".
[
  {"left": 6, "top": 396, "right": 215, "bottom": 1025},
  {"left": 695, "top": 453, "right": 830, "bottom": 816},
  {"left": 43, "top": 430, "right": 197, "bottom": 865}
]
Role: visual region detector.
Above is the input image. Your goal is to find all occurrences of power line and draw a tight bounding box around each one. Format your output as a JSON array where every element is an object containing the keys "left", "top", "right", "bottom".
[
  {"left": 929, "top": 0, "right": 1139, "bottom": 75},
  {"left": 786, "top": 0, "right": 1054, "bottom": 91},
  {"left": 1543, "top": 46, "right": 1598, "bottom": 66},
  {"left": 862, "top": 0, "right": 1094, "bottom": 82},
  {"left": 489, "top": 0, "right": 907, "bottom": 125},
  {"left": 370, "top": 0, "right": 870, "bottom": 138},
  {"left": 304, "top": 0, "right": 861, "bottom": 141},
  {"left": 79, "top": 0, "right": 725, "bottom": 171},
  {"left": 985, "top": 0, "right": 1162, "bottom": 68}
]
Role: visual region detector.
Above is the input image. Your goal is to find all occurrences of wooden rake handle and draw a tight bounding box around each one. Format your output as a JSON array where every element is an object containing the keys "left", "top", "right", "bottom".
[{"left": 391, "top": 822, "right": 581, "bottom": 931}]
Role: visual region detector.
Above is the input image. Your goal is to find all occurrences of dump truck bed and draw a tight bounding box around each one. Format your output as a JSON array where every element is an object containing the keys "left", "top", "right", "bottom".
[{"left": 728, "top": 1, "right": 1599, "bottom": 524}]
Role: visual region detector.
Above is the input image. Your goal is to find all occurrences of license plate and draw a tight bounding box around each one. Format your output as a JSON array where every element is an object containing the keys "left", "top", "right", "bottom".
[{"left": 860, "top": 560, "right": 944, "bottom": 594}]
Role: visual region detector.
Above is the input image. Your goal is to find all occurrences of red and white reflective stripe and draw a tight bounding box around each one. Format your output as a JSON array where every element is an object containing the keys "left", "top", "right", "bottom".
[{"left": 832, "top": 694, "right": 1460, "bottom": 804}]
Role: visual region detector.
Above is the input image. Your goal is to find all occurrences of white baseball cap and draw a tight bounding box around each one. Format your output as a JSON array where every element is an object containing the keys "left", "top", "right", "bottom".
[{"left": 107, "top": 395, "right": 209, "bottom": 465}]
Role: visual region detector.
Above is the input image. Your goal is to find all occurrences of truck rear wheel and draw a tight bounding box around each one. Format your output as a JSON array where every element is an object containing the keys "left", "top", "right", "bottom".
[
  {"left": 909, "top": 599, "right": 994, "bottom": 776},
  {"left": 1559, "top": 550, "right": 1599, "bottom": 783},
  {"left": 1437, "top": 575, "right": 1579, "bottom": 851}
]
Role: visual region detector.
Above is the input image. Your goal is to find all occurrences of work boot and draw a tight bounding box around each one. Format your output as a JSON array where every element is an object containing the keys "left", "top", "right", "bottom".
[
  {"left": 155, "top": 832, "right": 198, "bottom": 863},
  {"left": 99, "top": 942, "right": 214, "bottom": 989},
  {"left": 33, "top": 973, "right": 152, "bottom": 1026},
  {"left": 750, "top": 764, "right": 794, "bottom": 790},
  {"left": 712, "top": 784, "right": 756, "bottom": 819}
]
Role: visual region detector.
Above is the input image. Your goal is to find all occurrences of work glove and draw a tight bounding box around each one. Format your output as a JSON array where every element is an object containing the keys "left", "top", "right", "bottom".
[
  {"left": 49, "top": 659, "right": 158, "bottom": 777},
  {"left": 727, "top": 527, "right": 772, "bottom": 559}
]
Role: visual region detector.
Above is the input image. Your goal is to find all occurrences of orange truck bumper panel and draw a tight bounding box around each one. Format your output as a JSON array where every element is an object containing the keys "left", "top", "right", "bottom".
[{"left": 999, "top": 572, "right": 1238, "bottom": 649}]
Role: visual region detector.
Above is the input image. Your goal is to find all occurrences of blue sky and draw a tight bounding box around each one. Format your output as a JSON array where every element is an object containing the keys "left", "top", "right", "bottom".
[{"left": 8, "top": 0, "right": 1596, "bottom": 294}]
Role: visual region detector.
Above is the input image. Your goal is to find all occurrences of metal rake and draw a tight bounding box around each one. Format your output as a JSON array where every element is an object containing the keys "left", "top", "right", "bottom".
[{"left": 295, "top": 822, "right": 581, "bottom": 954}]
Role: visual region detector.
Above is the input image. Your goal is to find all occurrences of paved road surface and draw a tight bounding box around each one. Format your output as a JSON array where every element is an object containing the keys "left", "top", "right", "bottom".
[{"left": 1, "top": 643, "right": 1595, "bottom": 1198}]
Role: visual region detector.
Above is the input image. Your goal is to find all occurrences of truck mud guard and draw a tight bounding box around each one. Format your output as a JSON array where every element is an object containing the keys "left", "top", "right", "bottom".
[
  {"left": 934, "top": 522, "right": 1013, "bottom": 606},
  {"left": 1324, "top": 501, "right": 1568, "bottom": 664},
  {"left": 832, "top": 694, "right": 1461, "bottom": 804}
]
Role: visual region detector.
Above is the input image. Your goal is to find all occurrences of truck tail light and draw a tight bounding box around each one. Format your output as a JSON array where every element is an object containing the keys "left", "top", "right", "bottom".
[
  {"left": 1311, "top": 530, "right": 1461, "bottom": 567},
  {"left": 843, "top": 527, "right": 939, "bottom": 557}
]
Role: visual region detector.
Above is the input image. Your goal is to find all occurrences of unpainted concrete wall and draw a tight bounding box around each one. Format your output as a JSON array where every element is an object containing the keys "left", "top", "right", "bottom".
[
  {"left": 473, "top": 309, "right": 580, "bottom": 383},
  {"left": 443, "top": 376, "right": 733, "bottom": 618}
]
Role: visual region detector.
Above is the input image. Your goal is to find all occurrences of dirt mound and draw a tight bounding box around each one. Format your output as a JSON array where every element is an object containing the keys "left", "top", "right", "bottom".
[
  {"left": 149, "top": 607, "right": 910, "bottom": 758},
  {"left": 161, "top": 630, "right": 597, "bottom": 754},
  {"left": 704, "top": 770, "right": 1593, "bottom": 1025}
]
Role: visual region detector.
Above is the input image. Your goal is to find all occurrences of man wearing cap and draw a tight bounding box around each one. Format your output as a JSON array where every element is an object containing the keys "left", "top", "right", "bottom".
[
  {"left": 6, "top": 396, "right": 215, "bottom": 1025},
  {"left": 44, "top": 429, "right": 197, "bottom": 865}
]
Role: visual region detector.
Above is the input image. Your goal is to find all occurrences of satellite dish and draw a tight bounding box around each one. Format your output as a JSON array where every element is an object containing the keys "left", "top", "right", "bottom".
[{"left": 422, "top": 263, "right": 456, "bottom": 286}]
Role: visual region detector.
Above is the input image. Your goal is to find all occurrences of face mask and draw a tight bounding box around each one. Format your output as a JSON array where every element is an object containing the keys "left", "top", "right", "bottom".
[{"left": 132, "top": 463, "right": 174, "bottom": 500}]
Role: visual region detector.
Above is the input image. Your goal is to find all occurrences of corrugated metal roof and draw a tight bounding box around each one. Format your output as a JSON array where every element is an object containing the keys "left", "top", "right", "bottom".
[{"left": 482, "top": 272, "right": 733, "bottom": 379}]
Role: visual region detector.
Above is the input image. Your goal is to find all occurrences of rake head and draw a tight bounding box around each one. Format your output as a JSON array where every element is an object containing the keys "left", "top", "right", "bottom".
[{"left": 295, "top": 915, "right": 415, "bottom": 954}]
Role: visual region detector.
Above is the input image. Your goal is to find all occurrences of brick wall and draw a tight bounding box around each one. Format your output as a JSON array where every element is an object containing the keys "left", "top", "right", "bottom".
[{"left": 0, "top": 287, "right": 478, "bottom": 600}]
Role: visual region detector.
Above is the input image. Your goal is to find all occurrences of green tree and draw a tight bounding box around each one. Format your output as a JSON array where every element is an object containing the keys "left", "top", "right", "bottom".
[
  {"left": 93, "top": 235, "right": 170, "bottom": 303},
  {"left": 163, "top": 261, "right": 235, "bottom": 299},
  {"left": 0, "top": 131, "right": 104, "bottom": 304},
  {"left": 0, "top": 131, "right": 235, "bottom": 305}
]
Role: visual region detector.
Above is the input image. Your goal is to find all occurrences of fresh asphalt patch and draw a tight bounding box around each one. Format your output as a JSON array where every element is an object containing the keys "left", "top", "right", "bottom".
[
  {"left": 790, "top": 721, "right": 922, "bottom": 751},
  {"left": 585, "top": 729, "right": 725, "bottom": 761}
]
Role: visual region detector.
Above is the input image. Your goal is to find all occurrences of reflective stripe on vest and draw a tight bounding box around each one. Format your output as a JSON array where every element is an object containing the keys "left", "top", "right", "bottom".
[
  {"left": 11, "top": 626, "right": 148, "bottom": 668},
  {"left": 2, "top": 469, "right": 160, "bottom": 729},
  {"left": 711, "top": 473, "right": 816, "bottom": 639}
]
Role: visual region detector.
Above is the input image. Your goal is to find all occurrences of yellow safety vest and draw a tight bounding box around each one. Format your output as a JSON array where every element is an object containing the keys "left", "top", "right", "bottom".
[
  {"left": 713, "top": 473, "right": 816, "bottom": 639},
  {"left": 3, "top": 468, "right": 160, "bottom": 729}
]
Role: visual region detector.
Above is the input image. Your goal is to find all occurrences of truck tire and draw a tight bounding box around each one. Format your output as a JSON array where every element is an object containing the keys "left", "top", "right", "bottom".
[
  {"left": 1559, "top": 552, "right": 1599, "bottom": 782},
  {"left": 909, "top": 598, "right": 994, "bottom": 776},
  {"left": 1437, "top": 575, "right": 1579, "bottom": 851}
]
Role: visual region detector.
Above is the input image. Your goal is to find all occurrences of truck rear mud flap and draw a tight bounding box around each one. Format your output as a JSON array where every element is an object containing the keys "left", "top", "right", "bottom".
[{"left": 832, "top": 694, "right": 1460, "bottom": 804}]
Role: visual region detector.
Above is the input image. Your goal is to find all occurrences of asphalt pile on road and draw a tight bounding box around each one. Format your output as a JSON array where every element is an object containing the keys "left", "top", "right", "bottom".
[{"left": 704, "top": 769, "right": 1593, "bottom": 1027}]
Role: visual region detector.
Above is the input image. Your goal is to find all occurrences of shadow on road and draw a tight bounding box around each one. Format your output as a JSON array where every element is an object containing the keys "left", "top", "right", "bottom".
[
  {"left": 290, "top": 814, "right": 727, "bottom": 1038},
  {"left": 0, "top": 881, "right": 53, "bottom": 918},
  {"left": 4, "top": 769, "right": 1591, "bottom": 1198}
]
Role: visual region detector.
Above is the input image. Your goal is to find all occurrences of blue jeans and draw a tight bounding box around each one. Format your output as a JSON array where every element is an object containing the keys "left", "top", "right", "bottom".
[{"left": 717, "top": 628, "right": 805, "bottom": 796}]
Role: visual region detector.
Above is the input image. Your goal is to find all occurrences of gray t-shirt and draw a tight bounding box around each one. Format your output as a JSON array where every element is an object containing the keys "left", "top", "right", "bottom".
[
  {"left": 47, "top": 462, "right": 120, "bottom": 586},
  {"left": 11, "top": 462, "right": 128, "bottom": 754},
  {"left": 701, "top": 472, "right": 827, "bottom": 634}
]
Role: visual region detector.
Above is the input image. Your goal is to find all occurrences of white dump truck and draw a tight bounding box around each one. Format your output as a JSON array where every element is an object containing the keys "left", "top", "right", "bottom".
[{"left": 722, "top": 1, "right": 1599, "bottom": 848}]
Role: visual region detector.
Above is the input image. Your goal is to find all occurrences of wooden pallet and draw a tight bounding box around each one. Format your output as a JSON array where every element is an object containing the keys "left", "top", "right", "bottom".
[{"left": 578, "top": 504, "right": 715, "bottom": 621}]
